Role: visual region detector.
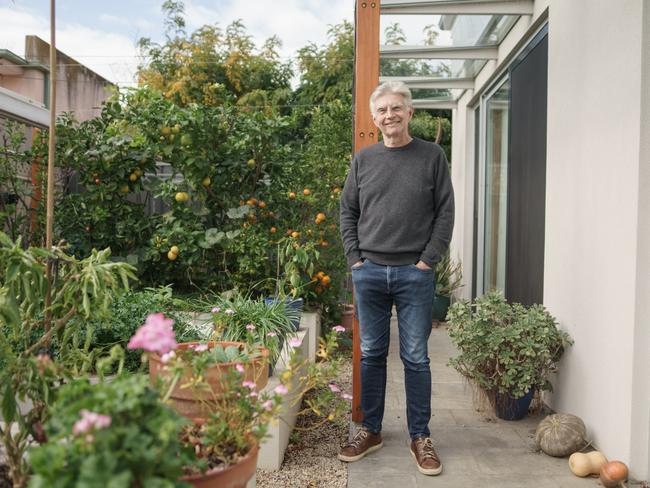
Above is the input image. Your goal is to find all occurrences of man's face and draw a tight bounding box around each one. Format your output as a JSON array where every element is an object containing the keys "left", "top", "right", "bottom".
[{"left": 372, "top": 93, "right": 413, "bottom": 140}]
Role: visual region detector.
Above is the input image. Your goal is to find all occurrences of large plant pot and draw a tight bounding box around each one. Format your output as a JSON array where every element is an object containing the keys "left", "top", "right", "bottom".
[
  {"left": 432, "top": 294, "right": 451, "bottom": 321},
  {"left": 181, "top": 443, "right": 258, "bottom": 488},
  {"left": 264, "top": 297, "right": 303, "bottom": 330},
  {"left": 340, "top": 304, "right": 354, "bottom": 331},
  {"left": 495, "top": 388, "right": 535, "bottom": 420},
  {"left": 149, "top": 341, "right": 269, "bottom": 422}
]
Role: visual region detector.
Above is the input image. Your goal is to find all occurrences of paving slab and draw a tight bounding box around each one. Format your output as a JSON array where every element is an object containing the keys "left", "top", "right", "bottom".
[{"left": 346, "top": 320, "right": 606, "bottom": 488}]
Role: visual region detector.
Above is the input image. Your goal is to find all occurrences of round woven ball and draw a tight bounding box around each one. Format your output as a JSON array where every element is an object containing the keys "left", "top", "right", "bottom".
[{"left": 535, "top": 413, "right": 587, "bottom": 457}]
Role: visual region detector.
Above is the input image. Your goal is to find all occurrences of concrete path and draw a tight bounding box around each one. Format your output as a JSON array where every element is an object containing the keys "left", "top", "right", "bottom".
[{"left": 346, "top": 319, "right": 601, "bottom": 488}]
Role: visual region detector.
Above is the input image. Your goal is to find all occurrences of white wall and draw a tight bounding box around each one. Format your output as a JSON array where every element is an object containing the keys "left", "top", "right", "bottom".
[{"left": 545, "top": 0, "right": 648, "bottom": 480}]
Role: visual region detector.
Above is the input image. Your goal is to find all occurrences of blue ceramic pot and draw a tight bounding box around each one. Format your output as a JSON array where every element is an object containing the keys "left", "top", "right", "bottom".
[
  {"left": 495, "top": 388, "right": 535, "bottom": 420},
  {"left": 432, "top": 294, "right": 451, "bottom": 321},
  {"left": 264, "top": 297, "right": 303, "bottom": 331}
]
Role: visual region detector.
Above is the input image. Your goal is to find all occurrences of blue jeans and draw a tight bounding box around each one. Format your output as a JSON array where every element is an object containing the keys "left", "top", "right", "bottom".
[{"left": 352, "top": 259, "right": 435, "bottom": 440}]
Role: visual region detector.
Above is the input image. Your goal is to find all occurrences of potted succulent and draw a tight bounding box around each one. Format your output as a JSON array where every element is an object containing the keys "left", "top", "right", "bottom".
[
  {"left": 446, "top": 291, "right": 573, "bottom": 420},
  {"left": 433, "top": 254, "right": 463, "bottom": 321}
]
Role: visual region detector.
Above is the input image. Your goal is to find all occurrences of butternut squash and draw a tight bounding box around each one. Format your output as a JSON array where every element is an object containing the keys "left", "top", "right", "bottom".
[{"left": 568, "top": 451, "right": 607, "bottom": 477}]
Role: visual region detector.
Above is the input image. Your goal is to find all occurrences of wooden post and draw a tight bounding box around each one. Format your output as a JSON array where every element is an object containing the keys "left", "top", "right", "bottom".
[{"left": 352, "top": 0, "right": 380, "bottom": 423}]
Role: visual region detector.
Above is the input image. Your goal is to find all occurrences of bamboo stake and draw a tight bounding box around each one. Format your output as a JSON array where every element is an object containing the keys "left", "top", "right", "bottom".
[
  {"left": 45, "top": 0, "right": 56, "bottom": 250},
  {"left": 44, "top": 0, "right": 56, "bottom": 340}
]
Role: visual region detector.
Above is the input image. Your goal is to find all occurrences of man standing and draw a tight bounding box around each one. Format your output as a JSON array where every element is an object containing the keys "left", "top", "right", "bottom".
[{"left": 338, "top": 81, "right": 454, "bottom": 476}]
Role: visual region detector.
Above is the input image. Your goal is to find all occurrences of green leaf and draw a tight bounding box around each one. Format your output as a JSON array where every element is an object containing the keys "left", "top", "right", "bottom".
[{"left": 2, "top": 383, "right": 16, "bottom": 423}]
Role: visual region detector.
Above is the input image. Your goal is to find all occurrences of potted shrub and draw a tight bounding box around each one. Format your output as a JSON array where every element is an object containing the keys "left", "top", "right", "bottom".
[
  {"left": 433, "top": 254, "right": 463, "bottom": 321},
  {"left": 28, "top": 375, "right": 194, "bottom": 488},
  {"left": 446, "top": 291, "right": 573, "bottom": 420},
  {"left": 263, "top": 236, "right": 321, "bottom": 329}
]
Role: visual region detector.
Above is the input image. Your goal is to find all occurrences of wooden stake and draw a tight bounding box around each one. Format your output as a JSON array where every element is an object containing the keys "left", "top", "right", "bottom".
[{"left": 352, "top": 0, "right": 380, "bottom": 423}]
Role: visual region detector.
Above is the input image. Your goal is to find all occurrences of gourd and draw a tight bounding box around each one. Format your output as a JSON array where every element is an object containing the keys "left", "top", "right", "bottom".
[
  {"left": 600, "top": 461, "right": 628, "bottom": 488},
  {"left": 568, "top": 451, "right": 607, "bottom": 477},
  {"left": 535, "top": 413, "right": 588, "bottom": 457}
]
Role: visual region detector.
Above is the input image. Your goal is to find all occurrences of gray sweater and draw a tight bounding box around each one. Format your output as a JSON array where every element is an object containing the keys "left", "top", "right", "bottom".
[{"left": 339, "top": 137, "right": 454, "bottom": 268}]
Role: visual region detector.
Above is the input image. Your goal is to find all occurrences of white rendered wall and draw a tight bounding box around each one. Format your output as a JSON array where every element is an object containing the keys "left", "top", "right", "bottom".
[{"left": 545, "top": 0, "right": 648, "bottom": 480}]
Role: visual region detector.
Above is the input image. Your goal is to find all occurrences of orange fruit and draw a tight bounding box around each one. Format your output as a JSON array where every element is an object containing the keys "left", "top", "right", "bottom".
[
  {"left": 258, "top": 201, "right": 266, "bottom": 209},
  {"left": 316, "top": 212, "right": 326, "bottom": 221},
  {"left": 246, "top": 199, "right": 256, "bottom": 207},
  {"left": 288, "top": 192, "right": 296, "bottom": 199},
  {"left": 167, "top": 250, "right": 178, "bottom": 261},
  {"left": 321, "top": 275, "right": 331, "bottom": 286},
  {"left": 303, "top": 188, "right": 311, "bottom": 196},
  {"left": 129, "top": 173, "right": 138, "bottom": 182},
  {"left": 291, "top": 231, "right": 300, "bottom": 238},
  {"left": 316, "top": 271, "right": 325, "bottom": 280},
  {"left": 170, "top": 245, "right": 180, "bottom": 255}
]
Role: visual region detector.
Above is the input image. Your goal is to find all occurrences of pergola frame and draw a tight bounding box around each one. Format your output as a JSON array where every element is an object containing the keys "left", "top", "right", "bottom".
[
  {"left": 380, "top": 0, "right": 534, "bottom": 16},
  {"left": 350, "top": 0, "right": 527, "bottom": 424}
]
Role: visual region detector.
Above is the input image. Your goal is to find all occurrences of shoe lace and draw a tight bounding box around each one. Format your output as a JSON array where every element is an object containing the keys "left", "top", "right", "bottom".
[
  {"left": 347, "top": 429, "right": 369, "bottom": 449},
  {"left": 417, "top": 438, "right": 439, "bottom": 461}
]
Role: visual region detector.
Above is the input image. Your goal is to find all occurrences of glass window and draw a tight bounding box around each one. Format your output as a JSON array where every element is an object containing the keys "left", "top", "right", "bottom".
[{"left": 483, "top": 79, "right": 510, "bottom": 293}]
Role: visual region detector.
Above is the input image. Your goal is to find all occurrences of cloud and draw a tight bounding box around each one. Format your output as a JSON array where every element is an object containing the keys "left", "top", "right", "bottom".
[
  {"left": 0, "top": 5, "right": 140, "bottom": 86},
  {"left": 183, "top": 0, "right": 354, "bottom": 60}
]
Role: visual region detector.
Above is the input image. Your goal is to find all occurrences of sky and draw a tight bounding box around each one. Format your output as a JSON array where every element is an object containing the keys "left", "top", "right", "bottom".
[{"left": 0, "top": 0, "right": 442, "bottom": 87}]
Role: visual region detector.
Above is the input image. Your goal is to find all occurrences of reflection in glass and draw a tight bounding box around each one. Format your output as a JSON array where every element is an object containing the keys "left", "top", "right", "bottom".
[{"left": 483, "top": 79, "right": 510, "bottom": 293}]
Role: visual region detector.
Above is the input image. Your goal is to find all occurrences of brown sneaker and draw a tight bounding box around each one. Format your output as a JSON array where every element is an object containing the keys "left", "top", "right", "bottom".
[
  {"left": 410, "top": 437, "right": 442, "bottom": 475},
  {"left": 338, "top": 427, "right": 383, "bottom": 462}
]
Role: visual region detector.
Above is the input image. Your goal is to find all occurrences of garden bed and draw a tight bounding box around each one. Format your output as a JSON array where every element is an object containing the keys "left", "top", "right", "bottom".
[{"left": 256, "top": 359, "right": 351, "bottom": 487}]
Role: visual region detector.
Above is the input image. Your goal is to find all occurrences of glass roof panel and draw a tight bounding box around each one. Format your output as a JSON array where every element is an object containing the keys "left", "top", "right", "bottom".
[
  {"left": 379, "top": 12, "right": 520, "bottom": 99},
  {"left": 380, "top": 14, "right": 519, "bottom": 48}
]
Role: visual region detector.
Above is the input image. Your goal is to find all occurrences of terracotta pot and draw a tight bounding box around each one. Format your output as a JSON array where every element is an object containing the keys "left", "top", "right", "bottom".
[
  {"left": 181, "top": 443, "right": 258, "bottom": 488},
  {"left": 149, "top": 341, "right": 269, "bottom": 421},
  {"left": 340, "top": 305, "right": 354, "bottom": 331}
]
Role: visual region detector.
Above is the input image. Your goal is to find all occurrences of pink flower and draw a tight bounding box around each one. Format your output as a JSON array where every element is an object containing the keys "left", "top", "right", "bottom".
[
  {"left": 341, "top": 393, "right": 353, "bottom": 401},
  {"left": 235, "top": 363, "right": 245, "bottom": 373},
  {"left": 160, "top": 351, "right": 176, "bottom": 364},
  {"left": 333, "top": 325, "right": 346, "bottom": 333},
  {"left": 249, "top": 391, "right": 258, "bottom": 397},
  {"left": 246, "top": 323, "right": 256, "bottom": 331},
  {"left": 328, "top": 383, "right": 340, "bottom": 393},
  {"left": 262, "top": 399, "right": 274, "bottom": 411},
  {"left": 225, "top": 309, "right": 235, "bottom": 315},
  {"left": 266, "top": 332, "right": 277, "bottom": 337},
  {"left": 288, "top": 337, "right": 301, "bottom": 348},
  {"left": 274, "top": 384, "right": 288, "bottom": 395},
  {"left": 211, "top": 307, "right": 221, "bottom": 313},
  {"left": 242, "top": 381, "right": 256, "bottom": 389},
  {"left": 127, "top": 313, "right": 177, "bottom": 355},
  {"left": 191, "top": 344, "right": 208, "bottom": 352},
  {"left": 73, "top": 410, "right": 112, "bottom": 436}
]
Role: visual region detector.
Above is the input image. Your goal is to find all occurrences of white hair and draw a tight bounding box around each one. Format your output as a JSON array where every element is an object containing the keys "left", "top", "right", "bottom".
[{"left": 369, "top": 81, "right": 413, "bottom": 115}]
